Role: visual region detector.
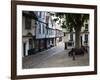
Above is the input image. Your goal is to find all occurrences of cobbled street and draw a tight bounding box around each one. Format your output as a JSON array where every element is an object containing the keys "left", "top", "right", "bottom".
[{"left": 22, "top": 41, "right": 89, "bottom": 69}]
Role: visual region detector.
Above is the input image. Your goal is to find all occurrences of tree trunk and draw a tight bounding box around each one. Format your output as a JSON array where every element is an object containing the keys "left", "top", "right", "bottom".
[{"left": 75, "top": 27, "right": 81, "bottom": 48}]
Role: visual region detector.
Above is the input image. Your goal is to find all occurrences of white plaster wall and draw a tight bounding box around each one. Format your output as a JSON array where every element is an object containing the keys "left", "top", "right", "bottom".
[
  {"left": 22, "top": 37, "right": 29, "bottom": 56},
  {"left": 22, "top": 16, "right": 36, "bottom": 36}
]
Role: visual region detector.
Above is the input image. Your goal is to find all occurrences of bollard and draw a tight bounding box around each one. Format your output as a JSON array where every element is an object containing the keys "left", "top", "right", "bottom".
[{"left": 72, "top": 52, "right": 75, "bottom": 60}]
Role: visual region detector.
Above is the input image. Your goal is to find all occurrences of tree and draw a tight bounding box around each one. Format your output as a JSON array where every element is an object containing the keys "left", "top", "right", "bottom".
[{"left": 54, "top": 13, "right": 89, "bottom": 48}]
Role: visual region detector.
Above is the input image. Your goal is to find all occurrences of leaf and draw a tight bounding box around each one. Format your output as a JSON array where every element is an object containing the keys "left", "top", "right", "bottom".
[{"left": 53, "top": 18, "right": 59, "bottom": 22}]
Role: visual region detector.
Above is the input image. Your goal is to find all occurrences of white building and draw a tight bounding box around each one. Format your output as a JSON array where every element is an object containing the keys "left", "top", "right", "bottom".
[
  {"left": 22, "top": 11, "right": 64, "bottom": 57},
  {"left": 35, "top": 11, "right": 47, "bottom": 51},
  {"left": 22, "top": 11, "right": 37, "bottom": 57},
  {"left": 46, "top": 12, "right": 64, "bottom": 47},
  {"left": 63, "top": 20, "right": 89, "bottom": 48}
]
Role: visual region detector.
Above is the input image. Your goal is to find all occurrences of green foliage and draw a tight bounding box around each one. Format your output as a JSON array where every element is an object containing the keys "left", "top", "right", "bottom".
[
  {"left": 65, "top": 13, "right": 89, "bottom": 30},
  {"left": 61, "top": 25, "right": 66, "bottom": 28},
  {"left": 55, "top": 13, "right": 64, "bottom": 18},
  {"left": 54, "top": 13, "right": 89, "bottom": 31},
  {"left": 53, "top": 18, "right": 59, "bottom": 22}
]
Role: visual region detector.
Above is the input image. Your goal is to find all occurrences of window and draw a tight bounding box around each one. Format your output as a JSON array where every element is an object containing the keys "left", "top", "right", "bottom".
[
  {"left": 25, "top": 17, "right": 31, "bottom": 29},
  {"left": 43, "top": 24, "right": 45, "bottom": 34},
  {"left": 38, "top": 23, "right": 41, "bottom": 34},
  {"left": 64, "top": 32, "right": 66, "bottom": 36},
  {"left": 40, "top": 12, "right": 42, "bottom": 18},
  {"left": 70, "top": 33, "right": 73, "bottom": 41},
  {"left": 85, "top": 34, "right": 88, "bottom": 43},
  {"left": 85, "top": 24, "right": 88, "bottom": 31}
]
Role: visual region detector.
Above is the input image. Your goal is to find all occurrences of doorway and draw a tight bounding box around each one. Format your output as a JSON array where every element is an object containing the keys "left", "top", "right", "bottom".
[
  {"left": 23, "top": 43, "right": 26, "bottom": 56},
  {"left": 80, "top": 36, "right": 82, "bottom": 46}
]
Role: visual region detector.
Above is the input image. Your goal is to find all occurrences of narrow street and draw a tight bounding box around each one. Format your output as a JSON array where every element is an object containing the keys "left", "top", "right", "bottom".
[{"left": 22, "top": 41, "right": 89, "bottom": 69}]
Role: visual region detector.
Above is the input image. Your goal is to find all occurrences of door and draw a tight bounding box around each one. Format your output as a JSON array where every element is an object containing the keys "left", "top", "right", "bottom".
[
  {"left": 29, "top": 39, "right": 33, "bottom": 49},
  {"left": 23, "top": 43, "right": 26, "bottom": 57},
  {"left": 80, "top": 36, "right": 82, "bottom": 46}
]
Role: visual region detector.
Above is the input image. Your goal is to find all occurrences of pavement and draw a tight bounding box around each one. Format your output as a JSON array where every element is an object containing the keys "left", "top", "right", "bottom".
[{"left": 22, "top": 41, "right": 89, "bottom": 69}]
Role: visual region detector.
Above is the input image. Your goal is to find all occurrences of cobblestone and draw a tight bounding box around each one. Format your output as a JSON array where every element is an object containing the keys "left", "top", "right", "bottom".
[{"left": 22, "top": 42, "right": 89, "bottom": 69}]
